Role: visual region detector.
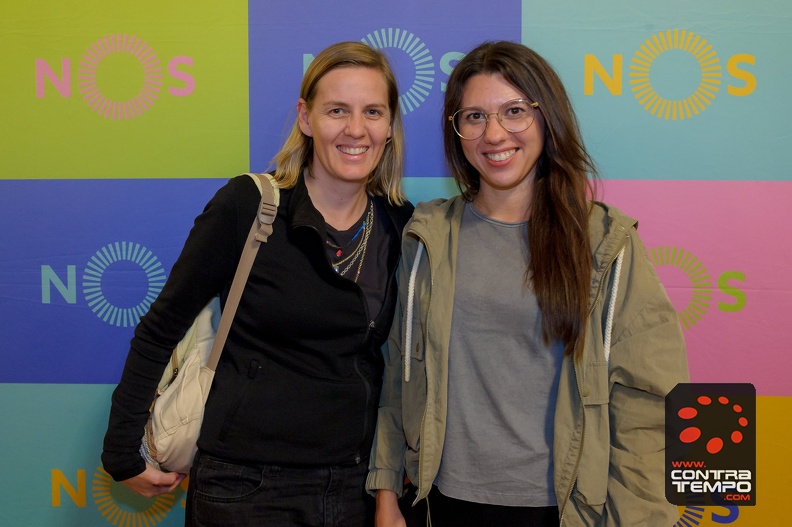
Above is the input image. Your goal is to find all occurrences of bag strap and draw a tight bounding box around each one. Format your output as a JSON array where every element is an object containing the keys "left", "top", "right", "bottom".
[{"left": 206, "top": 173, "right": 277, "bottom": 371}]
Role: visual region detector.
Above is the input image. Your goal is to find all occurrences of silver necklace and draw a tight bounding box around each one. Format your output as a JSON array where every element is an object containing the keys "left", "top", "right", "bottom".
[{"left": 333, "top": 200, "right": 374, "bottom": 282}]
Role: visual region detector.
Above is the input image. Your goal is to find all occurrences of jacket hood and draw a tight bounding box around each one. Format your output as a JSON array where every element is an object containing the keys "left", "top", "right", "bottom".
[
  {"left": 407, "top": 197, "right": 636, "bottom": 260},
  {"left": 406, "top": 196, "right": 638, "bottom": 309},
  {"left": 587, "top": 201, "right": 637, "bottom": 311}
]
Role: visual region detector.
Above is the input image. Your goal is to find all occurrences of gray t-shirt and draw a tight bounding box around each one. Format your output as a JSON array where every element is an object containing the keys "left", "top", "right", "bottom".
[{"left": 435, "top": 203, "right": 564, "bottom": 506}]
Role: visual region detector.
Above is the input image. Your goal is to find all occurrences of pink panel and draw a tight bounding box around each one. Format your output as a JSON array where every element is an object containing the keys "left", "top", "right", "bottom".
[{"left": 598, "top": 180, "right": 792, "bottom": 396}]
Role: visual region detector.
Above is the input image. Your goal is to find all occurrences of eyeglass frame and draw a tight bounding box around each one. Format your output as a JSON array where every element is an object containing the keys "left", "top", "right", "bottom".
[{"left": 448, "top": 98, "right": 541, "bottom": 140}]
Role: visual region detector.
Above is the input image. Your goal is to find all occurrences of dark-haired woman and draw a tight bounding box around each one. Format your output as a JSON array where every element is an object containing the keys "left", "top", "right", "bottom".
[{"left": 367, "top": 40, "right": 688, "bottom": 527}]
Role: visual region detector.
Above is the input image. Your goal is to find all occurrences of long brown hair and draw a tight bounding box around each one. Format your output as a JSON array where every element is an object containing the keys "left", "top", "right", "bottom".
[
  {"left": 272, "top": 41, "right": 406, "bottom": 205},
  {"left": 444, "top": 41, "right": 597, "bottom": 358}
]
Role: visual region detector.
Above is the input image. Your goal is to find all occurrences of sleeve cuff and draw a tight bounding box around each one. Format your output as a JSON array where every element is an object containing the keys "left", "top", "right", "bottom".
[{"left": 366, "top": 468, "right": 405, "bottom": 496}]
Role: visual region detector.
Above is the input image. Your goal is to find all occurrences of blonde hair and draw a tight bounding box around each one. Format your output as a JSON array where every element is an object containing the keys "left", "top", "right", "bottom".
[{"left": 272, "top": 42, "right": 406, "bottom": 205}]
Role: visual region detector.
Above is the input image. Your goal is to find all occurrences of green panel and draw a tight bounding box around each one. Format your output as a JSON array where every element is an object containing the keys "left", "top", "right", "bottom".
[{"left": 0, "top": 0, "right": 249, "bottom": 180}]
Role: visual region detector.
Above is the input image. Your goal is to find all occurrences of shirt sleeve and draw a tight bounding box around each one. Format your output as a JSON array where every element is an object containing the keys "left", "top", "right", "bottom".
[{"left": 101, "top": 176, "right": 256, "bottom": 481}]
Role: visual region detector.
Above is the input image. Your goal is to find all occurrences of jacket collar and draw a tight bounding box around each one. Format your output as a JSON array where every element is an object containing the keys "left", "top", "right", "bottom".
[
  {"left": 282, "top": 173, "right": 326, "bottom": 234},
  {"left": 283, "top": 172, "right": 414, "bottom": 236},
  {"left": 406, "top": 196, "right": 638, "bottom": 309},
  {"left": 405, "top": 195, "right": 465, "bottom": 249},
  {"left": 587, "top": 202, "right": 636, "bottom": 310}
]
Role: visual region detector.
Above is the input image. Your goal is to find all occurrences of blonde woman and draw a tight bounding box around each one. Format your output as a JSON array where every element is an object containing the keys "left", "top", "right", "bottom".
[{"left": 103, "top": 41, "right": 413, "bottom": 527}]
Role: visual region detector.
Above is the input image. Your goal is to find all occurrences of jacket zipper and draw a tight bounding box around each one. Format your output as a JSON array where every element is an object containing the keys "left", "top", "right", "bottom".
[
  {"left": 353, "top": 352, "right": 372, "bottom": 464},
  {"left": 306, "top": 222, "right": 375, "bottom": 465},
  {"left": 353, "top": 289, "right": 375, "bottom": 464},
  {"left": 558, "top": 237, "right": 628, "bottom": 525}
]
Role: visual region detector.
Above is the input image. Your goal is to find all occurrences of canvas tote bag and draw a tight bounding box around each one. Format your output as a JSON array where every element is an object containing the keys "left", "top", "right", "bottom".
[{"left": 140, "top": 173, "right": 278, "bottom": 474}]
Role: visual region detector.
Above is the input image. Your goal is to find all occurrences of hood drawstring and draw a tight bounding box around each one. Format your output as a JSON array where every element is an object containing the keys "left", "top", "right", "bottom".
[
  {"left": 405, "top": 241, "right": 623, "bottom": 372},
  {"left": 404, "top": 241, "right": 425, "bottom": 383},
  {"left": 603, "top": 245, "right": 625, "bottom": 365}
]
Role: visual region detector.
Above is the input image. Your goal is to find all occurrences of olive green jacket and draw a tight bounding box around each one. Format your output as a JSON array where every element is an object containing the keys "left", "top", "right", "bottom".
[{"left": 366, "top": 196, "right": 690, "bottom": 526}]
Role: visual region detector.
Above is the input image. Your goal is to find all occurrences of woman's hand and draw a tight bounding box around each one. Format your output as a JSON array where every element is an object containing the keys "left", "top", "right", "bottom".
[
  {"left": 121, "top": 463, "right": 186, "bottom": 498},
  {"left": 375, "top": 489, "right": 406, "bottom": 527}
]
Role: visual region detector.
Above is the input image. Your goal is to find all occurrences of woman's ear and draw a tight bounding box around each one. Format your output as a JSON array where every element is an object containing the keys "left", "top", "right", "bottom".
[{"left": 297, "top": 98, "right": 312, "bottom": 137}]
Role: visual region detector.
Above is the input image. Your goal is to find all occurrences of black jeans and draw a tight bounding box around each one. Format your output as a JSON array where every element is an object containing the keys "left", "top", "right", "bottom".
[
  {"left": 402, "top": 485, "right": 559, "bottom": 527},
  {"left": 186, "top": 452, "right": 374, "bottom": 527}
]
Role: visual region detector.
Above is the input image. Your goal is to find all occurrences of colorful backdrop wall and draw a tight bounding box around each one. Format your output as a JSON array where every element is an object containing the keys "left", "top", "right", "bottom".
[{"left": 1, "top": 0, "right": 789, "bottom": 525}]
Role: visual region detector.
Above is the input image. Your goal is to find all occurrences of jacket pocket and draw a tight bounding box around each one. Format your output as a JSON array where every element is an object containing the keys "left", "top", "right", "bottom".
[
  {"left": 216, "top": 359, "right": 260, "bottom": 442},
  {"left": 192, "top": 454, "right": 276, "bottom": 501}
]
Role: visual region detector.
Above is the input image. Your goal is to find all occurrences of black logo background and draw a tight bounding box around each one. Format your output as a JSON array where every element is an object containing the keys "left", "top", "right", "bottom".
[{"left": 665, "top": 383, "right": 756, "bottom": 506}]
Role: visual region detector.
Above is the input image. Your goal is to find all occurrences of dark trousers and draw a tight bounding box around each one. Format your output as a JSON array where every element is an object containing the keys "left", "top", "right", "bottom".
[
  {"left": 186, "top": 451, "right": 374, "bottom": 527},
  {"left": 402, "top": 485, "right": 560, "bottom": 527}
]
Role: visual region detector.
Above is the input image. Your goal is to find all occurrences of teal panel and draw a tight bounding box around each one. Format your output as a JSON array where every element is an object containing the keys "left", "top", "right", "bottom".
[
  {"left": 522, "top": 0, "right": 790, "bottom": 180},
  {"left": 0, "top": 384, "right": 186, "bottom": 526}
]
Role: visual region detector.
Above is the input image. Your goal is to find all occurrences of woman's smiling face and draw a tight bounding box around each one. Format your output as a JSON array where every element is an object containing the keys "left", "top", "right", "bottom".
[
  {"left": 298, "top": 66, "right": 393, "bottom": 186},
  {"left": 458, "top": 73, "right": 545, "bottom": 198}
]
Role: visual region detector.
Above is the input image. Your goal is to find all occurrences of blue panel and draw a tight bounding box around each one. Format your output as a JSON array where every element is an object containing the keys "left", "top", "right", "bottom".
[
  {"left": 0, "top": 179, "right": 226, "bottom": 383},
  {"left": 248, "top": 0, "right": 522, "bottom": 179}
]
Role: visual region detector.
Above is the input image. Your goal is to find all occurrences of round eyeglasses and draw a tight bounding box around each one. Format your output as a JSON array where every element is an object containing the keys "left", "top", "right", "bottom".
[{"left": 449, "top": 98, "right": 539, "bottom": 140}]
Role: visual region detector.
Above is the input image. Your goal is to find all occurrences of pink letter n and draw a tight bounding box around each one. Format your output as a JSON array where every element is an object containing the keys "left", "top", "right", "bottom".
[{"left": 36, "top": 58, "right": 71, "bottom": 98}]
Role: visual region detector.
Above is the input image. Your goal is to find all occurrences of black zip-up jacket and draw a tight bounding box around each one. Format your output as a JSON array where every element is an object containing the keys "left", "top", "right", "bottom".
[{"left": 102, "top": 174, "right": 414, "bottom": 481}]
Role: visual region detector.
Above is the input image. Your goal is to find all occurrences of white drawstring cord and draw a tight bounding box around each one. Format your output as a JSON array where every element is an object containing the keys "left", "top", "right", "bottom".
[
  {"left": 404, "top": 242, "right": 424, "bottom": 383},
  {"left": 426, "top": 492, "right": 432, "bottom": 527},
  {"left": 603, "top": 246, "right": 625, "bottom": 365}
]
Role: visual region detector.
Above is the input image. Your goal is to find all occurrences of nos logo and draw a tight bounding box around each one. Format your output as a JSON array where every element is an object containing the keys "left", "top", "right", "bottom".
[
  {"left": 302, "top": 27, "right": 467, "bottom": 116},
  {"left": 585, "top": 29, "right": 755, "bottom": 120},
  {"left": 36, "top": 34, "right": 195, "bottom": 120},
  {"left": 52, "top": 467, "right": 186, "bottom": 526},
  {"left": 42, "top": 241, "right": 165, "bottom": 327},
  {"left": 650, "top": 246, "right": 746, "bottom": 330}
]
